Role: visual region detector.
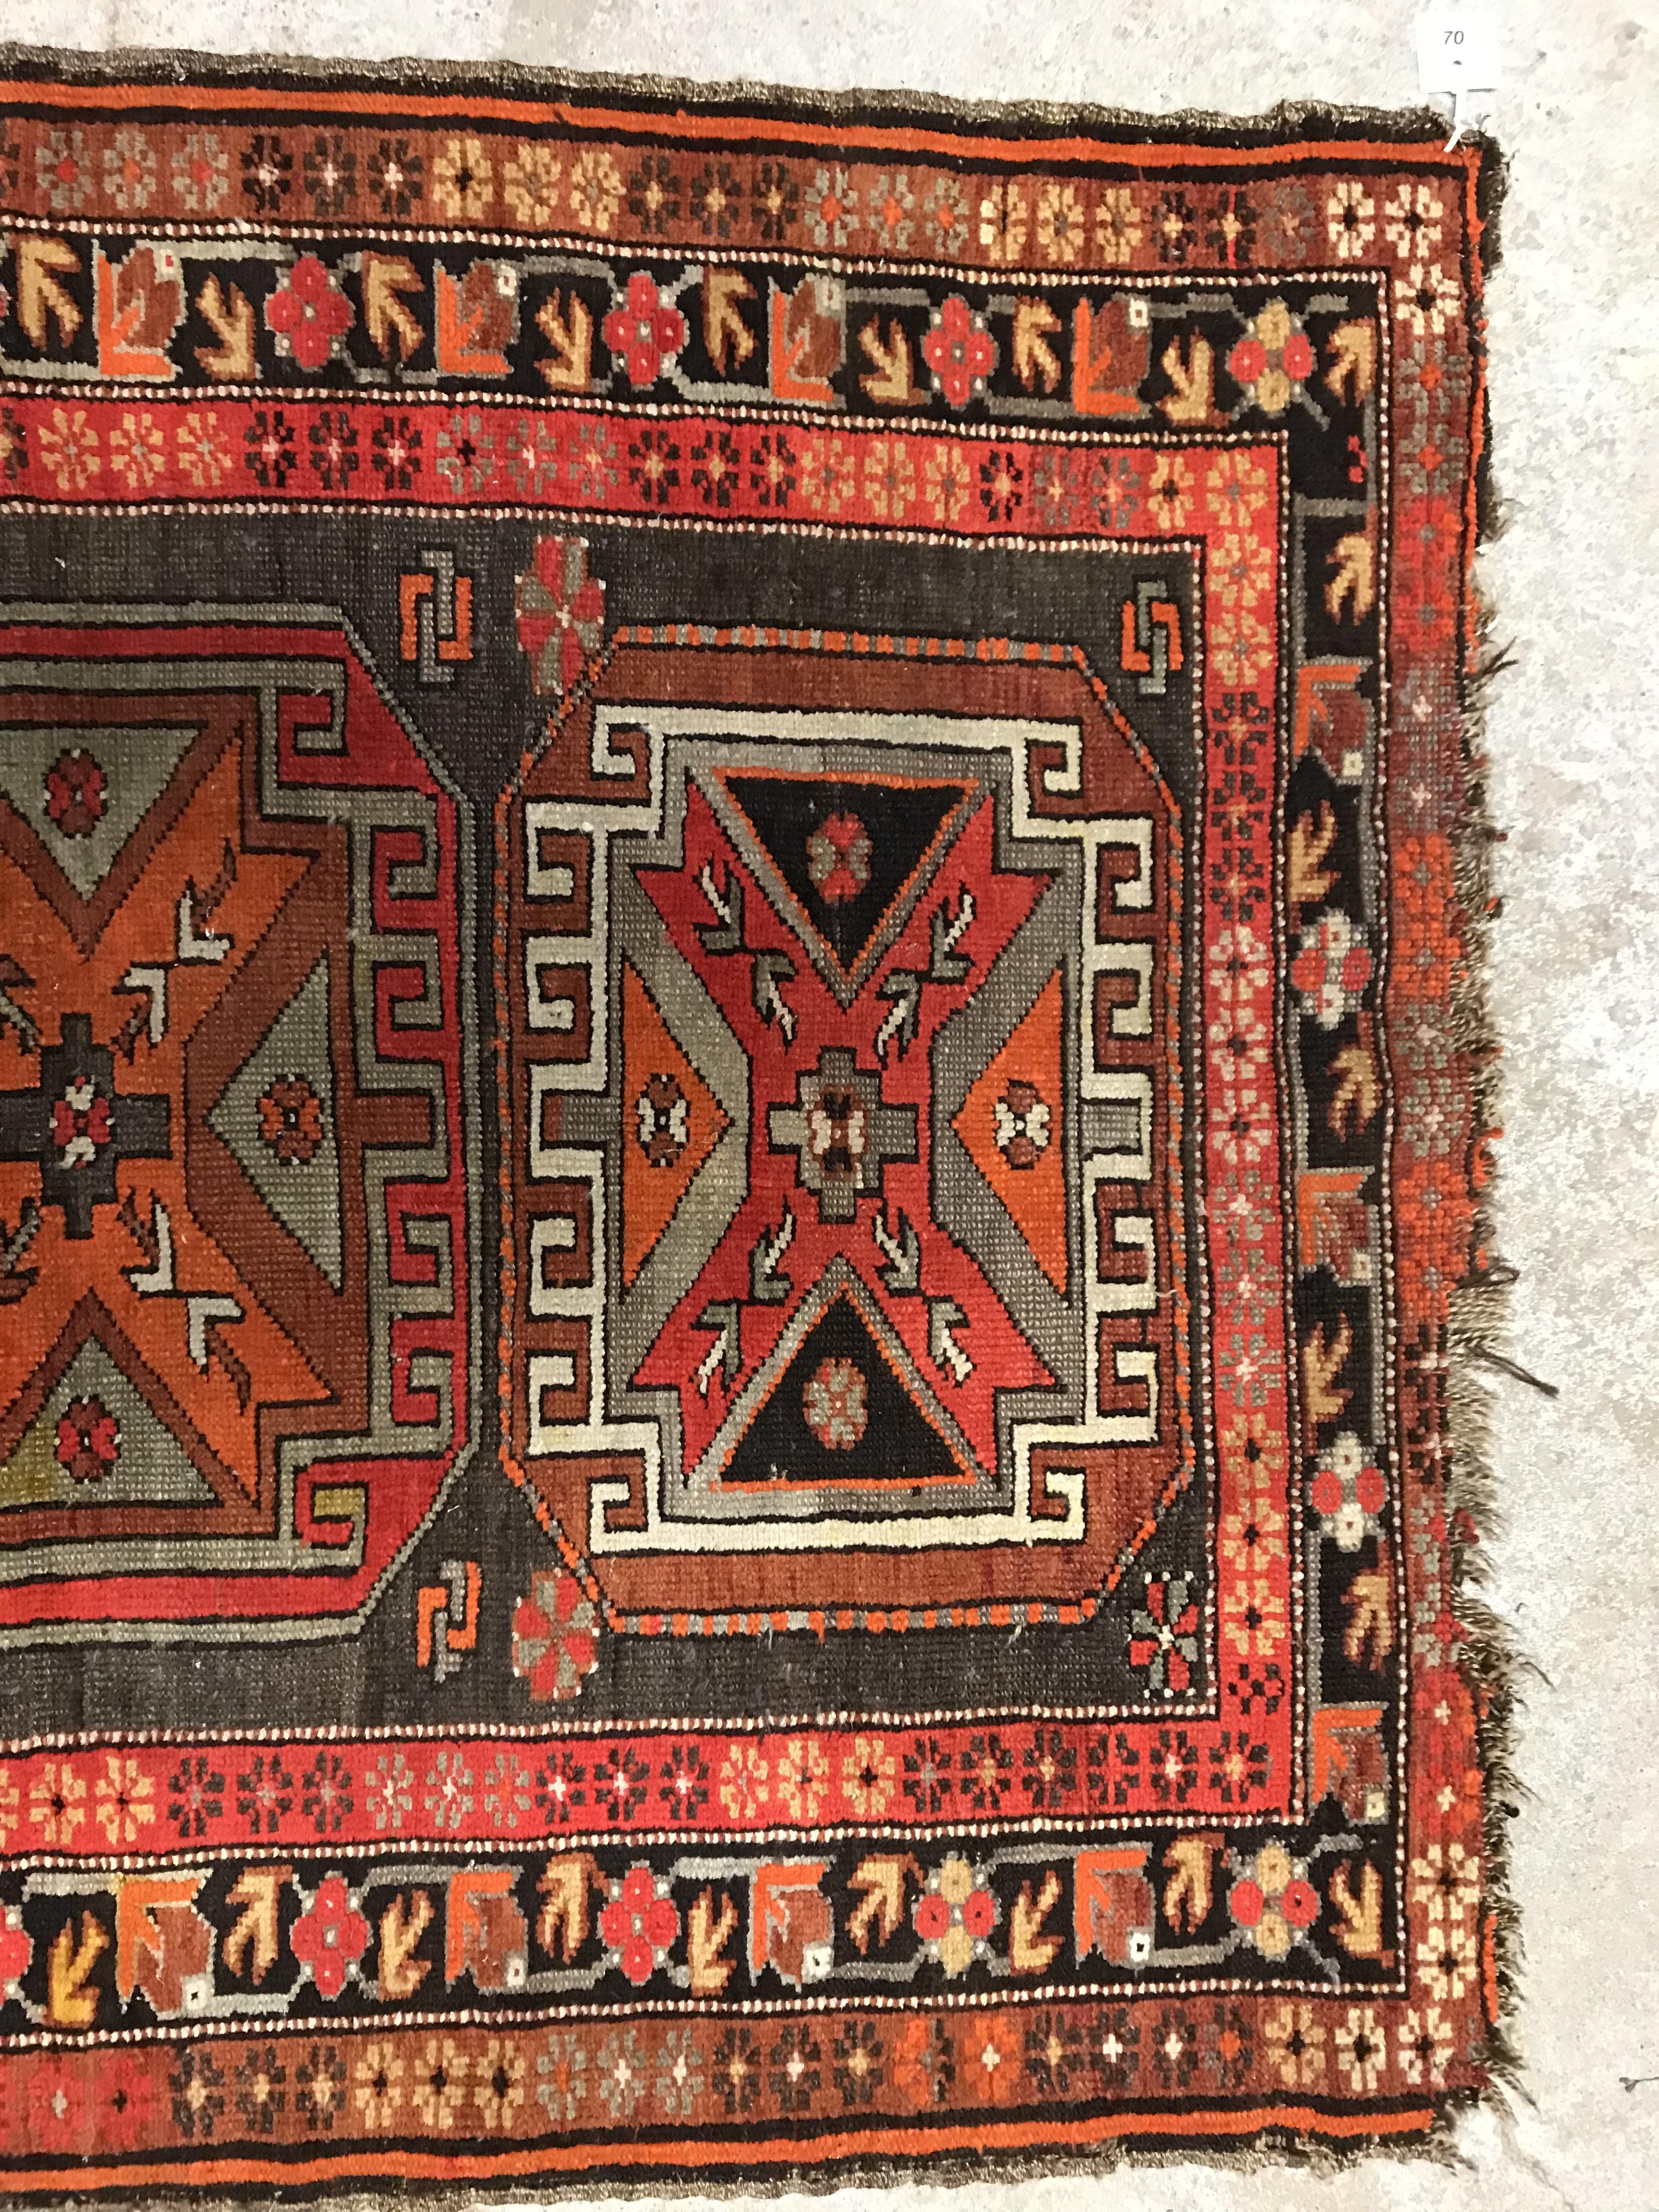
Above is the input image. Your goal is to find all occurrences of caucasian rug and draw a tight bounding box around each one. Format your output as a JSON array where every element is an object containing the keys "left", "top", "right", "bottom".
[{"left": 0, "top": 49, "right": 1509, "bottom": 2193}]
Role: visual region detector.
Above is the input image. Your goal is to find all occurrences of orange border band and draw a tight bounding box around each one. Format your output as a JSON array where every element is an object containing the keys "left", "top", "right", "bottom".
[
  {"left": 0, "top": 2101, "right": 1436, "bottom": 2193},
  {"left": 0, "top": 78, "right": 1480, "bottom": 182}
]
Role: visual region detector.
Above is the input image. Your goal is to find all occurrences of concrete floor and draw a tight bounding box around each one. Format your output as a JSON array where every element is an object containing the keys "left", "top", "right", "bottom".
[{"left": 4, "top": 2, "right": 1657, "bottom": 2206}]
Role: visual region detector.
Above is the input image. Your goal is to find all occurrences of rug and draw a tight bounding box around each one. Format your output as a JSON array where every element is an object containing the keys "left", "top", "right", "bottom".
[{"left": 0, "top": 49, "right": 1510, "bottom": 2193}]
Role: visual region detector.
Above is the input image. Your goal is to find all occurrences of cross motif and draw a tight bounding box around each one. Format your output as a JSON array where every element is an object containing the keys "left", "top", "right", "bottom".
[
  {"left": 768, "top": 1044, "right": 916, "bottom": 1226},
  {"left": 0, "top": 1013, "right": 171, "bottom": 1239}
]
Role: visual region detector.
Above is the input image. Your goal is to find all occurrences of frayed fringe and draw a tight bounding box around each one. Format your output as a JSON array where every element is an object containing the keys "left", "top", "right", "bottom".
[{"left": 1443, "top": 133, "right": 1532, "bottom": 2098}]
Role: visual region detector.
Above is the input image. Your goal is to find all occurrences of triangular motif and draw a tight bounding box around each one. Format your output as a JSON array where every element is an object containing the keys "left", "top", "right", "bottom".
[
  {"left": 717, "top": 769, "right": 975, "bottom": 985},
  {"left": 952, "top": 968, "right": 1069, "bottom": 1291},
  {"left": 0, "top": 723, "right": 196, "bottom": 899},
  {"left": 0, "top": 1335, "right": 216, "bottom": 1512},
  {"left": 620, "top": 961, "right": 731, "bottom": 1288},
  {"left": 207, "top": 953, "right": 345, "bottom": 1289},
  {"left": 719, "top": 1286, "right": 973, "bottom": 1494}
]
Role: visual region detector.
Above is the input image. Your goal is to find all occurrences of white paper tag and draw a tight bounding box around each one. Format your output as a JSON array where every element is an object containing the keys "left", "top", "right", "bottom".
[
  {"left": 1416, "top": 9, "right": 1500, "bottom": 92},
  {"left": 1415, "top": 9, "right": 1499, "bottom": 144}
]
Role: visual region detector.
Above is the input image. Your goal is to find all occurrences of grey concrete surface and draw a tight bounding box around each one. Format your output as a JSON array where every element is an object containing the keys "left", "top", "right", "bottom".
[{"left": 5, "top": 1, "right": 1657, "bottom": 2205}]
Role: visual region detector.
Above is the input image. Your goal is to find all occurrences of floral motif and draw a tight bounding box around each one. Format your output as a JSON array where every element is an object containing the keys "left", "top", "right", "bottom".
[
  {"left": 256, "top": 1075, "right": 324, "bottom": 1164},
  {"left": 302, "top": 133, "right": 355, "bottom": 215},
  {"left": 1291, "top": 908, "right": 1373, "bottom": 1027},
  {"left": 1226, "top": 297, "right": 1316, "bottom": 416},
  {"left": 1094, "top": 184, "right": 1143, "bottom": 263},
  {"left": 172, "top": 128, "right": 229, "bottom": 211},
  {"left": 503, "top": 141, "right": 560, "bottom": 225},
  {"left": 599, "top": 1864, "right": 680, "bottom": 1983},
  {"left": 290, "top": 1874, "right": 370, "bottom": 1998},
  {"left": 977, "top": 178, "right": 1029, "bottom": 263},
  {"left": 1334, "top": 2005, "right": 1385, "bottom": 2093},
  {"left": 1327, "top": 178, "right": 1375, "bottom": 258},
  {"left": 1263, "top": 1999, "right": 1326, "bottom": 2087},
  {"left": 433, "top": 407, "right": 495, "bottom": 494},
  {"left": 240, "top": 132, "right": 291, "bottom": 213},
  {"left": 596, "top": 2027, "right": 646, "bottom": 2117},
  {"left": 602, "top": 270, "right": 688, "bottom": 388},
  {"left": 104, "top": 126, "right": 156, "bottom": 212},
  {"left": 94, "top": 1753, "right": 155, "bottom": 1845},
  {"left": 301, "top": 1751, "right": 353, "bottom": 1833},
  {"left": 43, "top": 748, "right": 105, "bottom": 839},
  {"left": 912, "top": 1854, "right": 997, "bottom": 1977},
  {"left": 353, "top": 2041, "right": 404, "bottom": 2129},
  {"left": 1226, "top": 1839, "right": 1321, "bottom": 1959},
  {"left": 174, "top": 408, "right": 230, "bottom": 489},
  {"left": 472, "top": 2038, "right": 526, "bottom": 2131},
  {"left": 370, "top": 412, "right": 421, "bottom": 492},
  {"left": 244, "top": 408, "right": 296, "bottom": 489},
  {"left": 367, "top": 137, "right": 422, "bottom": 216},
  {"left": 593, "top": 1745, "right": 649, "bottom": 1822},
  {"left": 1311, "top": 1430, "right": 1388, "bottom": 1550},
  {"left": 625, "top": 154, "right": 680, "bottom": 235},
  {"left": 749, "top": 430, "right": 797, "bottom": 509},
  {"left": 716, "top": 1741, "right": 769, "bottom": 1821},
  {"left": 36, "top": 128, "right": 89, "bottom": 212},
  {"left": 37, "top": 406, "right": 99, "bottom": 493},
  {"left": 920, "top": 173, "right": 968, "bottom": 253},
  {"left": 535, "top": 2032, "right": 588, "bottom": 2122},
  {"left": 1397, "top": 2004, "right": 1456, "bottom": 2086},
  {"left": 308, "top": 411, "right": 359, "bottom": 490},
  {"left": 689, "top": 159, "right": 741, "bottom": 239},
  {"left": 511, "top": 1567, "right": 599, "bottom": 1701},
  {"left": 690, "top": 427, "right": 740, "bottom": 506},
  {"left": 367, "top": 1750, "right": 413, "bottom": 1834},
  {"left": 841, "top": 1733, "right": 896, "bottom": 1818},
  {"left": 411, "top": 2036, "right": 466, "bottom": 2130},
  {"left": 1384, "top": 180, "right": 1445, "bottom": 261},
  {"left": 922, "top": 295, "right": 995, "bottom": 409},
  {"left": 802, "top": 1354, "right": 867, "bottom": 1450},
  {"left": 431, "top": 133, "right": 493, "bottom": 220},
  {"left": 1127, "top": 1573, "right": 1200, "bottom": 1695},
  {"left": 514, "top": 533, "right": 606, "bottom": 698},
  {"left": 752, "top": 161, "right": 800, "bottom": 241},
  {"left": 961, "top": 1731, "right": 1014, "bottom": 1813},
  {"left": 657, "top": 1742, "right": 710, "bottom": 1822},
  {"left": 1036, "top": 179, "right": 1085, "bottom": 262},
  {"left": 805, "top": 164, "right": 856, "bottom": 247},
  {"left": 567, "top": 147, "right": 624, "bottom": 234},
  {"left": 236, "top": 1753, "right": 294, "bottom": 1835},
  {"left": 978, "top": 447, "right": 1023, "bottom": 521},
  {"left": 233, "top": 2044, "right": 285, "bottom": 2135},
  {"left": 1395, "top": 261, "right": 1462, "bottom": 339},
  {"left": 483, "top": 1750, "right": 534, "bottom": 1831},
  {"left": 921, "top": 444, "right": 970, "bottom": 531},
  {"left": 627, "top": 426, "right": 680, "bottom": 504},
  {"left": 170, "top": 2046, "right": 226, "bottom": 2138},
  {"left": 421, "top": 1750, "right": 475, "bottom": 1832},
  {"left": 867, "top": 171, "right": 915, "bottom": 251}
]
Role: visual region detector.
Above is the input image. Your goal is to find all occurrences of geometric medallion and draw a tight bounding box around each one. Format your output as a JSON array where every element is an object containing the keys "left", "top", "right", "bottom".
[
  {"left": 0, "top": 611, "right": 478, "bottom": 1640},
  {"left": 504, "top": 634, "right": 1188, "bottom": 1634}
]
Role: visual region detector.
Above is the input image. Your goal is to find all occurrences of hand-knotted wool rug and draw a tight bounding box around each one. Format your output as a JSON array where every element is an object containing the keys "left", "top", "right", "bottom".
[{"left": 0, "top": 48, "right": 1511, "bottom": 2195}]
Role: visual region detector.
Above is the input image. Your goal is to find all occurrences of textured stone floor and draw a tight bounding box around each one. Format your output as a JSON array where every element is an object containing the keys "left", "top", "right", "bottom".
[{"left": 4, "top": 2, "right": 1656, "bottom": 2205}]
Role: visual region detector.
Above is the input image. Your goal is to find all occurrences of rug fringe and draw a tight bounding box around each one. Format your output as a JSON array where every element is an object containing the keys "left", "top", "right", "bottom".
[{"left": 1439, "top": 122, "right": 1528, "bottom": 2111}]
